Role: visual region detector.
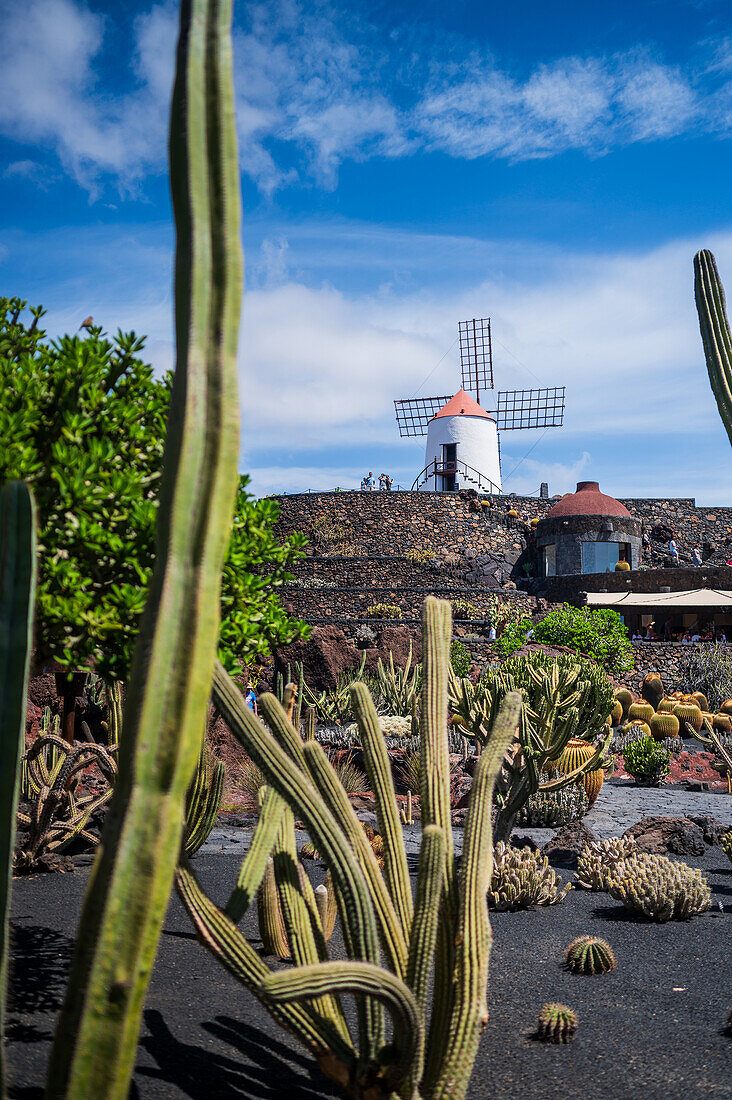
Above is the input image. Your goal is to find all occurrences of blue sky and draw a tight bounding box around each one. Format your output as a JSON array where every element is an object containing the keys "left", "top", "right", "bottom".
[{"left": 2, "top": 0, "right": 732, "bottom": 501}]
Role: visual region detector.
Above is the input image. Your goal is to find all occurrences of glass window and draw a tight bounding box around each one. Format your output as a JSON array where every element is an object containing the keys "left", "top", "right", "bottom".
[
  {"left": 581, "top": 541, "right": 619, "bottom": 574},
  {"left": 543, "top": 543, "right": 556, "bottom": 577}
]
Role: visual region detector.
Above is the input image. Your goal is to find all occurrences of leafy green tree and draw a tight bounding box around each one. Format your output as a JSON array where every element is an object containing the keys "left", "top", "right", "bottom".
[{"left": 0, "top": 297, "right": 308, "bottom": 685}]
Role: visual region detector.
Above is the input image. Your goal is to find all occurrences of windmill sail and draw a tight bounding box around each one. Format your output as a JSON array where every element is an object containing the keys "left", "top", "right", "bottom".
[
  {"left": 394, "top": 395, "right": 452, "bottom": 437},
  {"left": 495, "top": 387, "right": 565, "bottom": 430},
  {"left": 458, "top": 317, "right": 493, "bottom": 401}
]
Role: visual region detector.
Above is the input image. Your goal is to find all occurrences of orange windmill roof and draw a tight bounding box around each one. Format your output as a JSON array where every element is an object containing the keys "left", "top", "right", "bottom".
[{"left": 432, "top": 389, "right": 494, "bottom": 421}]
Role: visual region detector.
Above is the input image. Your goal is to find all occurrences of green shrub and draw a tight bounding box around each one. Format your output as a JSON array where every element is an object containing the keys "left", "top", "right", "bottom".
[
  {"left": 534, "top": 604, "right": 634, "bottom": 674},
  {"left": 622, "top": 736, "right": 670, "bottom": 784},
  {"left": 365, "top": 603, "right": 402, "bottom": 620},
  {"left": 494, "top": 617, "right": 534, "bottom": 657},
  {"left": 450, "top": 639, "right": 471, "bottom": 677}
]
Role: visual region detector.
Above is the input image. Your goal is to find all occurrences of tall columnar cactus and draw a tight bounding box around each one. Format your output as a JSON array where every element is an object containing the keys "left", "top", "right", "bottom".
[
  {"left": 694, "top": 250, "right": 732, "bottom": 446},
  {"left": 175, "top": 597, "right": 522, "bottom": 1100},
  {"left": 46, "top": 1, "right": 242, "bottom": 1095},
  {"left": 0, "top": 482, "right": 37, "bottom": 1097}
]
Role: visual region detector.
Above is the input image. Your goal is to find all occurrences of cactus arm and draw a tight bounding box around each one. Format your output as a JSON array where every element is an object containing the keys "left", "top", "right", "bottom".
[
  {"left": 350, "top": 682, "right": 414, "bottom": 940},
  {"left": 262, "top": 962, "right": 421, "bottom": 1098},
  {"left": 694, "top": 249, "right": 732, "bottom": 446},
  {"left": 405, "top": 824, "right": 444, "bottom": 1094},
  {"left": 257, "top": 692, "right": 308, "bottom": 768},
  {"left": 184, "top": 757, "right": 225, "bottom": 856},
  {"left": 46, "top": 2, "right": 242, "bottom": 1095},
  {"left": 212, "top": 660, "right": 384, "bottom": 1063},
  {"left": 420, "top": 597, "right": 458, "bottom": 1084},
  {"left": 271, "top": 808, "right": 348, "bottom": 1038},
  {"left": 302, "top": 739, "right": 409, "bottom": 978},
  {"left": 432, "top": 692, "right": 522, "bottom": 1100},
  {"left": 176, "top": 866, "right": 356, "bottom": 1074},
  {"left": 258, "top": 857, "right": 291, "bottom": 958},
  {"left": 0, "top": 482, "right": 36, "bottom": 1096},
  {"left": 225, "top": 784, "right": 285, "bottom": 921}
]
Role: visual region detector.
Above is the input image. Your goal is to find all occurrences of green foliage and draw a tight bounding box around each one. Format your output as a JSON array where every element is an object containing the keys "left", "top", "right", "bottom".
[
  {"left": 494, "top": 617, "right": 533, "bottom": 657},
  {"left": 308, "top": 509, "right": 354, "bottom": 553},
  {"left": 450, "top": 639, "right": 471, "bottom": 678},
  {"left": 406, "top": 547, "right": 433, "bottom": 564},
  {"left": 0, "top": 300, "right": 308, "bottom": 679},
  {"left": 534, "top": 604, "right": 634, "bottom": 673},
  {"left": 622, "top": 735, "right": 670, "bottom": 784}
]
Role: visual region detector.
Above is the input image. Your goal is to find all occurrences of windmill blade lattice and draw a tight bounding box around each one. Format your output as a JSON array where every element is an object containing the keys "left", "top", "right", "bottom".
[{"left": 495, "top": 387, "right": 565, "bottom": 431}]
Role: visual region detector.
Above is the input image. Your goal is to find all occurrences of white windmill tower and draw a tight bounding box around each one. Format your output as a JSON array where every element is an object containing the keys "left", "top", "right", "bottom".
[{"left": 394, "top": 318, "right": 565, "bottom": 493}]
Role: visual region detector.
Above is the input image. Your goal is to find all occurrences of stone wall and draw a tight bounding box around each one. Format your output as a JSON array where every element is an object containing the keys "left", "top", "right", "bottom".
[
  {"left": 281, "top": 583, "right": 537, "bottom": 626},
  {"left": 615, "top": 642, "right": 698, "bottom": 693}
]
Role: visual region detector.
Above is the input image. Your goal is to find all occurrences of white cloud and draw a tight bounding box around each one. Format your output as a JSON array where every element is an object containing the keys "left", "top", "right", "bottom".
[{"left": 0, "top": 0, "right": 728, "bottom": 194}]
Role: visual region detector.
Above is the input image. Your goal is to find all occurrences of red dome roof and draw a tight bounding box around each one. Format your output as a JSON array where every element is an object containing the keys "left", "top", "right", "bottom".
[
  {"left": 546, "top": 482, "right": 630, "bottom": 519},
  {"left": 432, "top": 389, "right": 494, "bottom": 421}
]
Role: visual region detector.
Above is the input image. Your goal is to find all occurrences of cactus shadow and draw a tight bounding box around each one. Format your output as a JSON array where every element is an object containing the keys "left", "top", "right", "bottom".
[
  {"left": 7, "top": 922, "right": 75, "bottom": 1013},
  {"left": 590, "top": 904, "right": 649, "bottom": 923},
  {"left": 139, "top": 1009, "right": 328, "bottom": 1099}
]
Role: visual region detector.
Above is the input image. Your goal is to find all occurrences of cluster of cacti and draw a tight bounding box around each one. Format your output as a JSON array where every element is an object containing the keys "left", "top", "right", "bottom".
[
  {"left": 376, "top": 645, "right": 422, "bottom": 717},
  {"left": 175, "top": 597, "right": 523, "bottom": 1099},
  {"left": 687, "top": 718, "right": 732, "bottom": 791},
  {"left": 365, "top": 602, "right": 403, "bottom": 619},
  {"left": 20, "top": 707, "right": 62, "bottom": 799},
  {"left": 183, "top": 744, "right": 226, "bottom": 857},
  {"left": 575, "top": 837, "right": 639, "bottom": 891},
  {"left": 515, "top": 783, "right": 588, "bottom": 829},
  {"left": 536, "top": 1003, "right": 577, "bottom": 1044},
  {"left": 347, "top": 714, "right": 413, "bottom": 740},
  {"left": 563, "top": 935, "right": 616, "bottom": 975},
  {"left": 488, "top": 842, "right": 572, "bottom": 910},
  {"left": 606, "top": 853, "right": 711, "bottom": 921},
  {"left": 449, "top": 651, "right": 612, "bottom": 840},
  {"left": 15, "top": 735, "right": 119, "bottom": 871},
  {"left": 721, "top": 830, "right": 732, "bottom": 864}
]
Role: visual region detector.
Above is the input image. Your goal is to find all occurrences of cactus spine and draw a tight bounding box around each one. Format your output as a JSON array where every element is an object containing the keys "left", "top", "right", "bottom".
[
  {"left": 175, "top": 598, "right": 520, "bottom": 1099},
  {"left": 46, "top": 2, "right": 243, "bottom": 1095},
  {"left": 0, "top": 483, "right": 36, "bottom": 1095}
]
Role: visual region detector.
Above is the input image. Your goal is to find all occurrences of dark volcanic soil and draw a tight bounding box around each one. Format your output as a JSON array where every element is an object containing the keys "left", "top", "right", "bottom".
[{"left": 7, "top": 847, "right": 732, "bottom": 1099}]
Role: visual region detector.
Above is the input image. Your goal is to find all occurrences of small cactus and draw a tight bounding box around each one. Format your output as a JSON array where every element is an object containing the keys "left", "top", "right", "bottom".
[
  {"left": 721, "top": 830, "right": 732, "bottom": 864},
  {"left": 536, "top": 1003, "right": 577, "bottom": 1044},
  {"left": 610, "top": 700, "right": 623, "bottom": 725},
  {"left": 614, "top": 560, "right": 630, "bottom": 571},
  {"left": 606, "top": 853, "right": 711, "bottom": 921},
  {"left": 719, "top": 699, "right": 732, "bottom": 716},
  {"left": 563, "top": 935, "right": 616, "bottom": 975}
]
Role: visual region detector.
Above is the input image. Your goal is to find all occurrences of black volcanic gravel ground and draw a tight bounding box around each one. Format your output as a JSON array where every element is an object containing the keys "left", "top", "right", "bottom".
[{"left": 6, "top": 847, "right": 732, "bottom": 1099}]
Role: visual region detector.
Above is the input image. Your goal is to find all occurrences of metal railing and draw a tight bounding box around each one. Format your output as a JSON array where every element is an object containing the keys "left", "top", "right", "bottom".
[{"left": 411, "top": 459, "right": 500, "bottom": 495}]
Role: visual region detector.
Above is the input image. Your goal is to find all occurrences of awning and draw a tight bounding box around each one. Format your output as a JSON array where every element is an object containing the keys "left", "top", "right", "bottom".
[{"left": 585, "top": 588, "right": 732, "bottom": 609}]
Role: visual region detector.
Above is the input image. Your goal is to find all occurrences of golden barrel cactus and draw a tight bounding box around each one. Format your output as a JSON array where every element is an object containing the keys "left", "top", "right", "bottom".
[
  {"left": 713, "top": 712, "right": 732, "bottom": 733},
  {"left": 615, "top": 560, "right": 630, "bottom": 571},
  {"left": 628, "top": 700, "right": 655, "bottom": 725},
  {"left": 556, "top": 738, "right": 605, "bottom": 808},
  {"left": 650, "top": 712, "right": 680, "bottom": 742},
  {"left": 673, "top": 702, "right": 703, "bottom": 733},
  {"left": 690, "top": 691, "right": 709, "bottom": 711},
  {"left": 719, "top": 699, "right": 732, "bottom": 716},
  {"left": 614, "top": 688, "right": 633, "bottom": 721},
  {"left": 657, "top": 699, "right": 676, "bottom": 713}
]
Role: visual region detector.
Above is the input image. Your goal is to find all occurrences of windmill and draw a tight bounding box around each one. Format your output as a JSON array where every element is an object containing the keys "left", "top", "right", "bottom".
[{"left": 394, "top": 318, "right": 565, "bottom": 493}]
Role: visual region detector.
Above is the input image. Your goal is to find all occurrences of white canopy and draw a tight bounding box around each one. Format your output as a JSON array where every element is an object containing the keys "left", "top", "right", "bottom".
[{"left": 585, "top": 588, "right": 732, "bottom": 609}]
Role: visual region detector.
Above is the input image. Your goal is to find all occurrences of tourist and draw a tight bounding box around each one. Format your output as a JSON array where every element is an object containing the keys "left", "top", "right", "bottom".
[
  {"left": 669, "top": 538, "right": 679, "bottom": 565},
  {"left": 378, "top": 473, "right": 385, "bottom": 490},
  {"left": 691, "top": 629, "right": 701, "bottom": 643},
  {"left": 384, "top": 473, "right": 393, "bottom": 490},
  {"left": 718, "top": 631, "right": 727, "bottom": 645},
  {"left": 642, "top": 530, "right": 651, "bottom": 556},
  {"left": 245, "top": 687, "right": 258, "bottom": 715},
  {"left": 681, "top": 631, "right": 692, "bottom": 643},
  {"left": 488, "top": 623, "right": 497, "bottom": 641},
  {"left": 361, "top": 471, "right": 375, "bottom": 491},
  {"left": 526, "top": 626, "right": 535, "bottom": 641},
  {"left": 692, "top": 547, "right": 702, "bottom": 566},
  {"left": 632, "top": 630, "right": 643, "bottom": 642}
]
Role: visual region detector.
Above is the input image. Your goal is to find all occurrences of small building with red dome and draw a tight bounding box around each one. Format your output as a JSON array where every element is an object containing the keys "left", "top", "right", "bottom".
[{"left": 535, "top": 481, "right": 642, "bottom": 577}]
